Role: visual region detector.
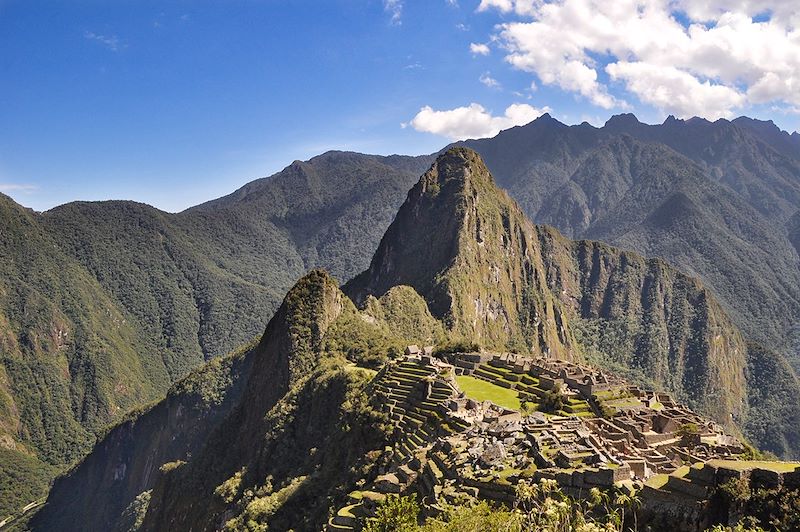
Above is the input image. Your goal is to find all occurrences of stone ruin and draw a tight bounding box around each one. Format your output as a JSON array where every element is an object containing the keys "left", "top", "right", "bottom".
[{"left": 326, "top": 350, "right": 794, "bottom": 532}]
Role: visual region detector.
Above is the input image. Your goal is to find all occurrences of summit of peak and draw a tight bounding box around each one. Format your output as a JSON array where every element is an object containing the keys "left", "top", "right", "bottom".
[{"left": 604, "top": 113, "right": 642, "bottom": 128}]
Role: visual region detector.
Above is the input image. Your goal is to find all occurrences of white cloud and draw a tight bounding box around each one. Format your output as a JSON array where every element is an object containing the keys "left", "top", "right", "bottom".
[
  {"left": 470, "top": 42, "right": 491, "bottom": 55},
  {"left": 477, "top": 0, "right": 538, "bottom": 15},
  {"left": 477, "top": 0, "right": 800, "bottom": 118},
  {"left": 0, "top": 183, "right": 38, "bottom": 193},
  {"left": 384, "top": 0, "right": 403, "bottom": 25},
  {"left": 606, "top": 62, "right": 746, "bottom": 119},
  {"left": 673, "top": 1, "right": 797, "bottom": 23},
  {"left": 405, "top": 102, "right": 551, "bottom": 140},
  {"left": 83, "top": 31, "right": 122, "bottom": 52},
  {"left": 479, "top": 72, "right": 501, "bottom": 88}
]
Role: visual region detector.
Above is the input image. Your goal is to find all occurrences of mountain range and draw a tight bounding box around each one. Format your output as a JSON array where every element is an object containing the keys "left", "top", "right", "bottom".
[
  {"left": 2, "top": 114, "right": 800, "bottom": 519},
  {"left": 31, "top": 147, "right": 794, "bottom": 531}
]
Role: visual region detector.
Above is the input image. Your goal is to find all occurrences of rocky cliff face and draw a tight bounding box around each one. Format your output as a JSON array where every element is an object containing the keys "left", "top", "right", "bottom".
[
  {"left": 346, "top": 148, "right": 748, "bottom": 430},
  {"left": 539, "top": 232, "right": 748, "bottom": 426}
]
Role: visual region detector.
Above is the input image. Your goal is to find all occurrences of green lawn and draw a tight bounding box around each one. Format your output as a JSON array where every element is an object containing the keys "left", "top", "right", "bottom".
[
  {"left": 708, "top": 460, "right": 800, "bottom": 473},
  {"left": 645, "top": 473, "right": 669, "bottom": 489},
  {"left": 455, "top": 375, "right": 521, "bottom": 411}
]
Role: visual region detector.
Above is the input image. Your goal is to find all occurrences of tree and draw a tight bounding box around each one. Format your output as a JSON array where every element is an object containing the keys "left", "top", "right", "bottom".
[
  {"left": 540, "top": 389, "right": 564, "bottom": 414},
  {"left": 364, "top": 495, "right": 420, "bottom": 532}
]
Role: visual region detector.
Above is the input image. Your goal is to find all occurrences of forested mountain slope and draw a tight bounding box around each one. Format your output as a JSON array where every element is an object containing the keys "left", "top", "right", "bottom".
[
  {"left": 345, "top": 148, "right": 780, "bottom": 443},
  {"left": 32, "top": 270, "right": 427, "bottom": 531},
  {"left": 458, "top": 114, "right": 800, "bottom": 372},
  {"left": 0, "top": 153, "right": 429, "bottom": 515}
]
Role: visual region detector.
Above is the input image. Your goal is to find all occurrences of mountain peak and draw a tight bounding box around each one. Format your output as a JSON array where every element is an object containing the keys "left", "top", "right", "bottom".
[
  {"left": 422, "top": 146, "right": 495, "bottom": 193},
  {"left": 344, "top": 149, "right": 573, "bottom": 355},
  {"left": 604, "top": 113, "right": 642, "bottom": 129}
]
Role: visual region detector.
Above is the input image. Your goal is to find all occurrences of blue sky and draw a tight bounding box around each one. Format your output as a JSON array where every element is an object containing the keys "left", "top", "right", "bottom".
[{"left": 2, "top": 1, "right": 799, "bottom": 212}]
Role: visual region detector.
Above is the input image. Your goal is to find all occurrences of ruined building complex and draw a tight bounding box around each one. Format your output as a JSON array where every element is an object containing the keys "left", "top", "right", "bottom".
[{"left": 327, "top": 349, "right": 798, "bottom": 531}]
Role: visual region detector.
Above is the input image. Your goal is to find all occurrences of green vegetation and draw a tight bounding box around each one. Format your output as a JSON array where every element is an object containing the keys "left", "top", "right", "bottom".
[
  {"left": 168, "top": 336, "right": 260, "bottom": 407},
  {"left": 98, "top": 272, "right": 394, "bottom": 532},
  {"left": 363, "top": 286, "right": 447, "bottom": 347},
  {"left": 17, "top": 139, "right": 800, "bottom": 531},
  {"left": 0, "top": 152, "right": 431, "bottom": 507},
  {"left": 707, "top": 460, "right": 800, "bottom": 473},
  {"left": 365, "top": 479, "right": 640, "bottom": 532},
  {"left": 465, "top": 122, "right": 800, "bottom": 459},
  {"left": 455, "top": 375, "right": 521, "bottom": 411},
  {"left": 713, "top": 476, "right": 800, "bottom": 531},
  {"left": 0, "top": 448, "right": 57, "bottom": 518},
  {"left": 344, "top": 147, "right": 773, "bottom": 456},
  {"left": 539, "top": 389, "right": 565, "bottom": 414},
  {"left": 707, "top": 522, "right": 766, "bottom": 532},
  {"left": 364, "top": 495, "right": 420, "bottom": 532},
  {"left": 325, "top": 310, "right": 400, "bottom": 369},
  {"left": 344, "top": 147, "right": 573, "bottom": 357}
]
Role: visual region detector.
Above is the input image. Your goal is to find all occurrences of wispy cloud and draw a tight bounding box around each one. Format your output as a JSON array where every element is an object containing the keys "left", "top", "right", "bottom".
[
  {"left": 84, "top": 31, "right": 122, "bottom": 52},
  {"left": 384, "top": 0, "right": 403, "bottom": 25},
  {"left": 470, "top": 42, "right": 490, "bottom": 56},
  {"left": 0, "top": 183, "right": 38, "bottom": 193},
  {"left": 479, "top": 72, "right": 501, "bottom": 89}
]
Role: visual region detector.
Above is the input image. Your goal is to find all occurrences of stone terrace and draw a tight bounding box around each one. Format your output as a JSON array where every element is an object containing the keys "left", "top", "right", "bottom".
[{"left": 327, "top": 354, "right": 467, "bottom": 531}]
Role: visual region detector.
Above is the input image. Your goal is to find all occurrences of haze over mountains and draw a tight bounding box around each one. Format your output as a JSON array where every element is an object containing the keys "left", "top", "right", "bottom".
[{"left": 2, "top": 113, "right": 800, "bottom": 519}]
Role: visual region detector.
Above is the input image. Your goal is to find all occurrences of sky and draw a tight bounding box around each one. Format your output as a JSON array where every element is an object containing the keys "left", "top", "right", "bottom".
[{"left": 2, "top": 0, "right": 799, "bottom": 212}]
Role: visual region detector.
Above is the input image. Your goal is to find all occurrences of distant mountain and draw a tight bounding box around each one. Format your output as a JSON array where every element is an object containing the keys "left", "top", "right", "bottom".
[
  {"left": 732, "top": 116, "right": 800, "bottom": 159},
  {"left": 0, "top": 195, "right": 170, "bottom": 517},
  {"left": 33, "top": 149, "right": 799, "bottom": 531}
]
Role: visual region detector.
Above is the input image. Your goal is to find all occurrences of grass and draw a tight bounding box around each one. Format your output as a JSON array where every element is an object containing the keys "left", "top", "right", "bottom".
[
  {"left": 344, "top": 364, "right": 377, "bottom": 379},
  {"left": 604, "top": 398, "right": 642, "bottom": 408},
  {"left": 672, "top": 465, "right": 691, "bottom": 478},
  {"left": 707, "top": 460, "right": 800, "bottom": 473},
  {"left": 645, "top": 473, "right": 669, "bottom": 489},
  {"left": 455, "top": 375, "right": 521, "bottom": 411}
]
